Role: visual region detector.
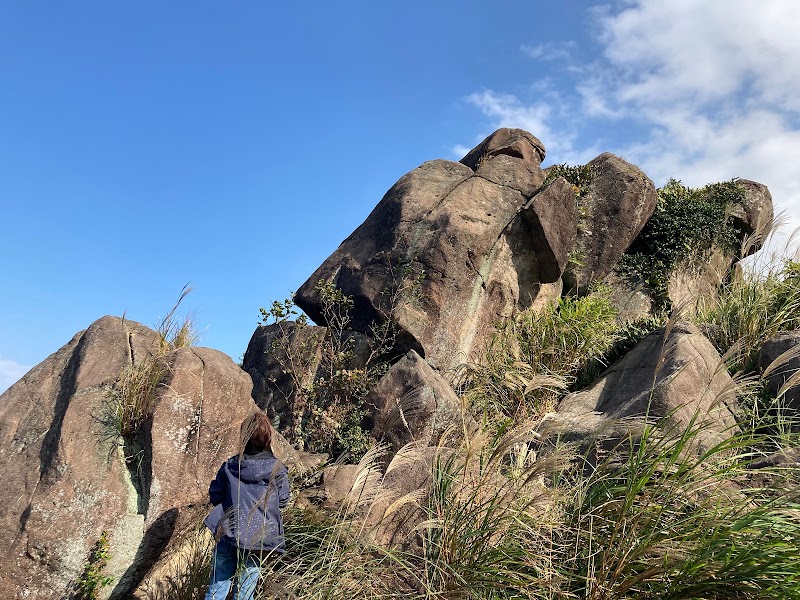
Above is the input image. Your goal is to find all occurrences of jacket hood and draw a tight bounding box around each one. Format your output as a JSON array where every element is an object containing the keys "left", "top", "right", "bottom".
[{"left": 227, "top": 451, "right": 279, "bottom": 484}]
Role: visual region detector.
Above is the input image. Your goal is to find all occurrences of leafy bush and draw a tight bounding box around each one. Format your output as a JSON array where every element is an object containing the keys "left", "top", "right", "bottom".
[
  {"left": 544, "top": 162, "right": 594, "bottom": 200},
  {"left": 621, "top": 178, "right": 745, "bottom": 308},
  {"left": 259, "top": 271, "right": 420, "bottom": 460}
]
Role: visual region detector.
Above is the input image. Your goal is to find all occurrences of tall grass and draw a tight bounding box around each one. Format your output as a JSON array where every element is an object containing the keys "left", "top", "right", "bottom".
[
  {"left": 151, "top": 406, "right": 800, "bottom": 599},
  {"left": 455, "top": 288, "right": 620, "bottom": 422},
  {"left": 144, "top": 527, "right": 215, "bottom": 600},
  {"left": 107, "top": 354, "right": 167, "bottom": 437},
  {"left": 107, "top": 285, "right": 198, "bottom": 439},
  {"left": 694, "top": 229, "right": 800, "bottom": 373},
  {"left": 156, "top": 283, "right": 199, "bottom": 352}
]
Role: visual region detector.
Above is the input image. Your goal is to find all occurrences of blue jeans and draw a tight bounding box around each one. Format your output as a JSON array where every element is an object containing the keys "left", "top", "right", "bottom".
[{"left": 204, "top": 539, "right": 262, "bottom": 600}]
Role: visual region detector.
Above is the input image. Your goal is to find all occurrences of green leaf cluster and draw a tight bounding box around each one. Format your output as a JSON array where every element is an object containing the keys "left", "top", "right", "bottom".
[
  {"left": 620, "top": 178, "right": 745, "bottom": 307},
  {"left": 74, "top": 531, "right": 113, "bottom": 600}
]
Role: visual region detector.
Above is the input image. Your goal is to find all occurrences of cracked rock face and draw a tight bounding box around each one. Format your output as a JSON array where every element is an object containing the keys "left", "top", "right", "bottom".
[
  {"left": 295, "top": 128, "right": 578, "bottom": 372},
  {"left": 563, "top": 152, "right": 658, "bottom": 293},
  {"left": 0, "top": 317, "right": 262, "bottom": 599},
  {"left": 0, "top": 316, "right": 160, "bottom": 599}
]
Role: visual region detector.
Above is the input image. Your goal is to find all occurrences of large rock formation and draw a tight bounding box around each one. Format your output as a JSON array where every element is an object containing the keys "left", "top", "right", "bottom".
[
  {"left": 294, "top": 128, "right": 579, "bottom": 372},
  {"left": 0, "top": 316, "right": 159, "bottom": 598},
  {"left": 0, "top": 316, "right": 267, "bottom": 599}
]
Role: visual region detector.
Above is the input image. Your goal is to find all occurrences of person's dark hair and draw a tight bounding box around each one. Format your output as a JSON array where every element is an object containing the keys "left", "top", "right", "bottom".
[{"left": 242, "top": 412, "right": 273, "bottom": 455}]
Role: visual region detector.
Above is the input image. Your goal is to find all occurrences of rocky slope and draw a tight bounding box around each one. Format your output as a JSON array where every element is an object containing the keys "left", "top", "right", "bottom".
[{"left": 0, "top": 128, "right": 785, "bottom": 598}]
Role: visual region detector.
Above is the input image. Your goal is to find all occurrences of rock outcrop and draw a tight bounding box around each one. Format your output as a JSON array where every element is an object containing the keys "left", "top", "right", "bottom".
[
  {"left": 564, "top": 152, "right": 658, "bottom": 293},
  {"left": 0, "top": 316, "right": 160, "bottom": 598},
  {"left": 731, "top": 179, "right": 774, "bottom": 244},
  {"left": 294, "top": 128, "right": 578, "bottom": 372},
  {"left": 760, "top": 331, "right": 800, "bottom": 413},
  {"left": 553, "top": 321, "right": 739, "bottom": 452},
  {"left": 0, "top": 316, "right": 268, "bottom": 599},
  {"left": 362, "top": 350, "right": 465, "bottom": 454}
]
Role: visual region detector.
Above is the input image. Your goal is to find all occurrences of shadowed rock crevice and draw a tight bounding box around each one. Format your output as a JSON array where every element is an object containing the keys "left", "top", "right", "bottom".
[{"left": 38, "top": 332, "right": 84, "bottom": 483}]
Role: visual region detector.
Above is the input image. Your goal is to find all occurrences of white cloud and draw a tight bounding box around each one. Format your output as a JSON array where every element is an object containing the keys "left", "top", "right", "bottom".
[
  {"left": 598, "top": 0, "right": 800, "bottom": 113},
  {"left": 596, "top": 0, "right": 800, "bottom": 233},
  {"left": 451, "top": 144, "right": 472, "bottom": 159},
  {"left": 521, "top": 41, "right": 576, "bottom": 62},
  {"left": 0, "top": 359, "right": 31, "bottom": 395},
  {"left": 460, "top": 0, "right": 800, "bottom": 234}
]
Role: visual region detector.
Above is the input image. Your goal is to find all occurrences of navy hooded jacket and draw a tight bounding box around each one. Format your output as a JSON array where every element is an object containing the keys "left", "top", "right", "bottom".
[{"left": 207, "top": 450, "right": 290, "bottom": 552}]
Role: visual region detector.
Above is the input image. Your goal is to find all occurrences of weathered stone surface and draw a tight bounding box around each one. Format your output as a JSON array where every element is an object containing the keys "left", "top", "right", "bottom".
[
  {"left": 555, "top": 321, "right": 738, "bottom": 452},
  {"left": 363, "top": 350, "right": 464, "bottom": 454},
  {"left": 759, "top": 331, "right": 800, "bottom": 412},
  {"left": 667, "top": 247, "right": 733, "bottom": 313},
  {"left": 295, "top": 129, "right": 578, "bottom": 371},
  {"left": 604, "top": 269, "right": 654, "bottom": 324},
  {"left": 460, "top": 128, "right": 545, "bottom": 170},
  {"left": 0, "top": 316, "right": 160, "bottom": 599},
  {"left": 730, "top": 179, "right": 774, "bottom": 240},
  {"left": 243, "top": 322, "right": 372, "bottom": 440},
  {"left": 520, "top": 177, "right": 579, "bottom": 282},
  {"left": 565, "top": 152, "right": 658, "bottom": 292}
]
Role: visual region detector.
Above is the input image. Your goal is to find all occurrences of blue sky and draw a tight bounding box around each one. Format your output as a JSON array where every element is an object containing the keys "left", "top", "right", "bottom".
[{"left": 3, "top": 1, "right": 800, "bottom": 392}]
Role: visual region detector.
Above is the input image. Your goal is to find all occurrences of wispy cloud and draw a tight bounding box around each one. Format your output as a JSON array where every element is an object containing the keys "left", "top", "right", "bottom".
[
  {"left": 520, "top": 41, "right": 576, "bottom": 62},
  {"left": 0, "top": 358, "right": 31, "bottom": 395},
  {"left": 459, "top": 0, "right": 800, "bottom": 233}
]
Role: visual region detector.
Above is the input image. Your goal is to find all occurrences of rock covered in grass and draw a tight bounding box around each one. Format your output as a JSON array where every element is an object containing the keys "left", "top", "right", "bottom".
[
  {"left": 362, "top": 350, "right": 465, "bottom": 454},
  {"left": 564, "top": 152, "right": 658, "bottom": 293},
  {"left": 295, "top": 128, "right": 579, "bottom": 371},
  {"left": 554, "top": 321, "right": 739, "bottom": 452},
  {"left": 0, "top": 316, "right": 160, "bottom": 599},
  {"left": 759, "top": 331, "right": 800, "bottom": 413}
]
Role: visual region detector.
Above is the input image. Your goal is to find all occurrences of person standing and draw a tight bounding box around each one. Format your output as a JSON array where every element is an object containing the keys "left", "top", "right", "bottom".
[{"left": 203, "top": 413, "right": 290, "bottom": 600}]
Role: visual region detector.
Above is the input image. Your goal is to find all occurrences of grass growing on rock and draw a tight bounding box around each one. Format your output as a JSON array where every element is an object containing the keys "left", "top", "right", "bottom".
[
  {"left": 106, "top": 285, "right": 199, "bottom": 439},
  {"left": 155, "top": 407, "right": 800, "bottom": 599},
  {"left": 455, "top": 286, "right": 621, "bottom": 422}
]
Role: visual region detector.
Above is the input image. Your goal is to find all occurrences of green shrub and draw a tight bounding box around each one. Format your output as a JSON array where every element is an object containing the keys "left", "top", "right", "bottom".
[
  {"left": 544, "top": 162, "right": 594, "bottom": 200},
  {"left": 259, "top": 270, "right": 420, "bottom": 461},
  {"left": 620, "top": 178, "right": 745, "bottom": 308}
]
